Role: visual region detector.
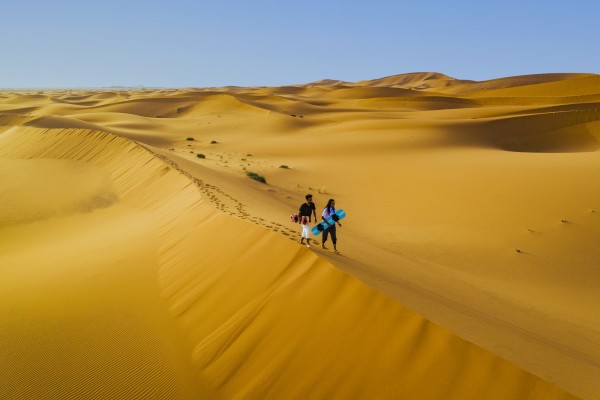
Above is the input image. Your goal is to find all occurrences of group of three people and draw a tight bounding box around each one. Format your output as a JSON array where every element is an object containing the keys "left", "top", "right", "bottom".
[{"left": 298, "top": 194, "right": 342, "bottom": 253}]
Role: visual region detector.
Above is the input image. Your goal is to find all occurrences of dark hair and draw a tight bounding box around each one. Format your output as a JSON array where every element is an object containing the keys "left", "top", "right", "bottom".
[
  {"left": 326, "top": 198, "right": 335, "bottom": 214},
  {"left": 305, "top": 194, "right": 313, "bottom": 200}
]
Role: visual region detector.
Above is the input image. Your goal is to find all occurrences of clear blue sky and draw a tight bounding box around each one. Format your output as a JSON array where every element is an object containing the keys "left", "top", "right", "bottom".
[{"left": 1, "top": 0, "right": 599, "bottom": 88}]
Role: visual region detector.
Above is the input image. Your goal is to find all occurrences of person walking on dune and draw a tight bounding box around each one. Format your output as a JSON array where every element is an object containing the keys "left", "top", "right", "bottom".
[
  {"left": 298, "top": 194, "right": 317, "bottom": 248},
  {"left": 321, "top": 198, "right": 342, "bottom": 253}
]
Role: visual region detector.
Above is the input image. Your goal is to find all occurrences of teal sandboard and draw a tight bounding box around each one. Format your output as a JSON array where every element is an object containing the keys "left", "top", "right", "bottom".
[{"left": 312, "top": 209, "right": 346, "bottom": 236}]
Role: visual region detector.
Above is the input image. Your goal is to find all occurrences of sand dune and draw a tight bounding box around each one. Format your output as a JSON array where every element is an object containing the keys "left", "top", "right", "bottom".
[
  {"left": 466, "top": 74, "right": 600, "bottom": 97},
  {"left": 435, "top": 73, "right": 596, "bottom": 96},
  {"left": 312, "top": 86, "right": 420, "bottom": 100},
  {"left": 303, "top": 79, "right": 351, "bottom": 87},
  {"left": 1, "top": 72, "right": 599, "bottom": 399},
  {"left": 0, "top": 127, "right": 575, "bottom": 400},
  {"left": 0, "top": 114, "right": 38, "bottom": 133},
  {"left": 356, "top": 72, "right": 467, "bottom": 90}
]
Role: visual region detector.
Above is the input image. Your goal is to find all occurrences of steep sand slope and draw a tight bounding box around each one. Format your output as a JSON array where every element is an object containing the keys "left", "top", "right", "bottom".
[
  {"left": 0, "top": 127, "right": 204, "bottom": 399},
  {"left": 0, "top": 126, "right": 577, "bottom": 399}
]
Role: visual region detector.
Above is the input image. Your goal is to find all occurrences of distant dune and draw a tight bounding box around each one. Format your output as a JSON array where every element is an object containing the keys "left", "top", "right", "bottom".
[{"left": 2, "top": 72, "right": 599, "bottom": 400}]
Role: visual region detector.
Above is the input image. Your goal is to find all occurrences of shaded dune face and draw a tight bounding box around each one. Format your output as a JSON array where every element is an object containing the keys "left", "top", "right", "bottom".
[
  {"left": 1, "top": 72, "right": 598, "bottom": 400},
  {"left": 432, "top": 110, "right": 600, "bottom": 152},
  {"left": 483, "top": 112, "right": 600, "bottom": 152}
]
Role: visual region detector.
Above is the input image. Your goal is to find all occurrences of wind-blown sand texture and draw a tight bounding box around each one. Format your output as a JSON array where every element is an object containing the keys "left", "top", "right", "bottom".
[{"left": 1, "top": 72, "right": 599, "bottom": 399}]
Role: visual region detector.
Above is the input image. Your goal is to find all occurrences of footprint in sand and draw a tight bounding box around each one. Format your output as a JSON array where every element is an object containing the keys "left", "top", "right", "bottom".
[{"left": 149, "top": 147, "right": 306, "bottom": 240}]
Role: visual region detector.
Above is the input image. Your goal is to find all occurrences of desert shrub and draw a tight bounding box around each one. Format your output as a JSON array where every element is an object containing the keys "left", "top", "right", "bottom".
[
  {"left": 211, "top": 140, "right": 218, "bottom": 144},
  {"left": 279, "top": 165, "right": 290, "bottom": 169},
  {"left": 246, "top": 171, "right": 266, "bottom": 183},
  {"left": 197, "top": 153, "right": 206, "bottom": 159},
  {"left": 186, "top": 137, "right": 194, "bottom": 141}
]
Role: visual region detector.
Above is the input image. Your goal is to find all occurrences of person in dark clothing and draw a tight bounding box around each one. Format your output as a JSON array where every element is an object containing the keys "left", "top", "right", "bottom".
[
  {"left": 321, "top": 198, "right": 342, "bottom": 253},
  {"left": 298, "top": 194, "right": 317, "bottom": 247}
]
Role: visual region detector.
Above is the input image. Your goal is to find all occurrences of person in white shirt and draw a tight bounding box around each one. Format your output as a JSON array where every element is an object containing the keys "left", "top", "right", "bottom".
[
  {"left": 298, "top": 194, "right": 317, "bottom": 248},
  {"left": 321, "top": 198, "right": 342, "bottom": 253}
]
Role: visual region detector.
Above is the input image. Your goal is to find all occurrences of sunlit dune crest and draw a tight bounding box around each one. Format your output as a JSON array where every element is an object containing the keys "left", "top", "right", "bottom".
[{"left": 2, "top": 72, "right": 599, "bottom": 399}]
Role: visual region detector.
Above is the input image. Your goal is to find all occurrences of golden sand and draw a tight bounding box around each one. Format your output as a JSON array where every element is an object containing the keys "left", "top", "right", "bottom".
[{"left": 1, "top": 73, "right": 599, "bottom": 399}]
